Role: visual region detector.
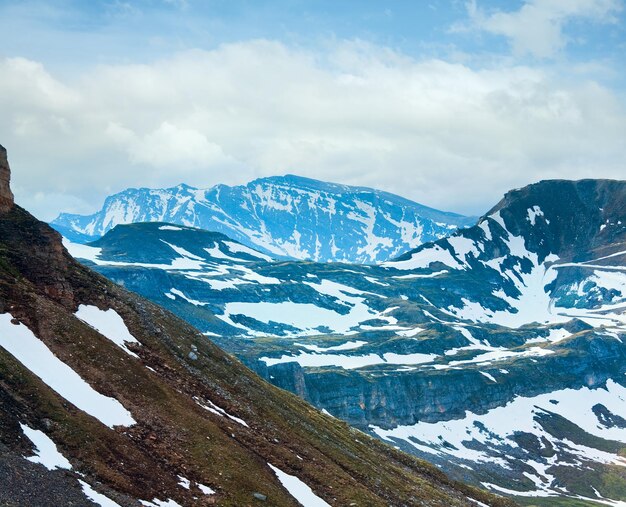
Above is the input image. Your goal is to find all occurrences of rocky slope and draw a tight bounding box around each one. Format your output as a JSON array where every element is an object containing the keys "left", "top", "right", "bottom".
[
  {"left": 50, "top": 175, "right": 475, "bottom": 263},
  {"left": 67, "top": 178, "right": 626, "bottom": 506},
  {"left": 0, "top": 146, "right": 507, "bottom": 506}
]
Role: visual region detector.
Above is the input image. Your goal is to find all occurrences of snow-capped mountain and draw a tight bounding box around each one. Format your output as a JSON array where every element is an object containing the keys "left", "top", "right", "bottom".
[
  {"left": 387, "top": 178, "right": 626, "bottom": 327},
  {"left": 51, "top": 175, "right": 475, "bottom": 263},
  {"left": 64, "top": 178, "right": 626, "bottom": 506},
  {"left": 1, "top": 147, "right": 504, "bottom": 505}
]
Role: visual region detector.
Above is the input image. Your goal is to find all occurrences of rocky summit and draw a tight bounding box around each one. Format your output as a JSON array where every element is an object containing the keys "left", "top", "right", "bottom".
[
  {"left": 68, "top": 177, "right": 626, "bottom": 506},
  {"left": 0, "top": 149, "right": 508, "bottom": 506},
  {"left": 50, "top": 175, "right": 475, "bottom": 263}
]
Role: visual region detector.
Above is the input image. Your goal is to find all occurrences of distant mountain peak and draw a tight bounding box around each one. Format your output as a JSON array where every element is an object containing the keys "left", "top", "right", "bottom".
[{"left": 51, "top": 174, "right": 476, "bottom": 263}]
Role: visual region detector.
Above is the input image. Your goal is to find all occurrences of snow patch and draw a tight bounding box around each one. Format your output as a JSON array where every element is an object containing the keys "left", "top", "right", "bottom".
[
  {"left": 20, "top": 423, "right": 71, "bottom": 470},
  {"left": 268, "top": 464, "right": 331, "bottom": 507},
  {"left": 79, "top": 480, "right": 122, "bottom": 507},
  {"left": 527, "top": 206, "right": 545, "bottom": 226},
  {"left": 385, "top": 245, "right": 461, "bottom": 270},
  {"left": 0, "top": 314, "right": 135, "bottom": 428},
  {"left": 75, "top": 305, "right": 140, "bottom": 358},
  {"left": 194, "top": 397, "right": 249, "bottom": 427}
]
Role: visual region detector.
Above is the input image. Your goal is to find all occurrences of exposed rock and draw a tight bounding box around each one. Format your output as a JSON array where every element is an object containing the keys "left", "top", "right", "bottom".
[{"left": 0, "top": 145, "right": 15, "bottom": 213}]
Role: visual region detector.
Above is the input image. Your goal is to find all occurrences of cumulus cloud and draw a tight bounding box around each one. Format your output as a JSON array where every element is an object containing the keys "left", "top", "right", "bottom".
[
  {"left": 106, "top": 121, "right": 238, "bottom": 169},
  {"left": 1, "top": 40, "right": 625, "bottom": 221},
  {"left": 462, "top": 0, "right": 623, "bottom": 58}
]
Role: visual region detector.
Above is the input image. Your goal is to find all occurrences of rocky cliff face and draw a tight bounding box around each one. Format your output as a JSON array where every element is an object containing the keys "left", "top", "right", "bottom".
[{"left": 0, "top": 145, "right": 14, "bottom": 213}]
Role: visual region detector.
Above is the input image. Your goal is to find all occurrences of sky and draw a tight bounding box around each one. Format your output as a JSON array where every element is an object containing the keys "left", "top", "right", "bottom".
[{"left": 0, "top": 0, "right": 625, "bottom": 221}]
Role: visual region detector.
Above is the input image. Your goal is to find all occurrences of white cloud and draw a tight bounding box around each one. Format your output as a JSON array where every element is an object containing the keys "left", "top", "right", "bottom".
[
  {"left": 0, "top": 40, "right": 625, "bottom": 221},
  {"left": 463, "top": 0, "right": 623, "bottom": 58},
  {"left": 107, "top": 121, "right": 238, "bottom": 169}
]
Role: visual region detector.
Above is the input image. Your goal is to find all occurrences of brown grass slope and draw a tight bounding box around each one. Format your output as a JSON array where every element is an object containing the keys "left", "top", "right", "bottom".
[{"left": 0, "top": 200, "right": 516, "bottom": 506}]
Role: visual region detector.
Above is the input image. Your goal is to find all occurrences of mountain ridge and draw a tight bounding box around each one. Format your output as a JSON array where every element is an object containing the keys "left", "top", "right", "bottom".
[{"left": 51, "top": 174, "right": 476, "bottom": 264}]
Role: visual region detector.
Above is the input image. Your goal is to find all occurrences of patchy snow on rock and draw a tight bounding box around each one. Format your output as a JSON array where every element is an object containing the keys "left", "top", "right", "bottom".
[
  {"left": 447, "top": 235, "right": 481, "bottom": 264},
  {"left": 372, "top": 380, "right": 626, "bottom": 497},
  {"left": 166, "top": 288, "right": 209, "bottom": 306},
  {"left": 392, "top": 270, "right": 448, "bottom": 279},
  {"left": 220, "top": 291, "right": 383, "bottom": 336},
  {"left": 158, "top": 225, "right": 183, "bottom": 231},
  {"left": 303, "top": 279, "right": 383, "bottom": 302},
  {"left": 261, "top": 352, "right": 385, "bottom": 369},
  {"left": 203, "top": 244, "right": 244, "bottom": 262},
  {"left": 194, "top": 397, "right": 249, "bottom": 427},
  {"left": 63, "top": 238, "right": 103, "bottom": 262},
  {"left": 527, "top": 206, "right": 545, "bottom": 226},
  {"left": 384, "top": 245, "right": 461, "bottom": 270},
  {"left": 382, "top": 352, "right": 438, "bottom": 364},
  {"left": 233, "top": 265, "right": 281, "bottom": 284},
  {"left": 0, "top": 314, "right": 135, "bottom": 428},
  {"left": 364, "top": 275, "right": 389, "bottom": 286},
  {"left": 261, "top": 350, "right": 437, "bottom": 369},
  {"left": 526, "top": 328, "right": 572, "bottom": 344},
  {"left": 435, "top": 345, "right": 553, "bottom": 369},
  {"left": 295, "top": 340, "right": 367, "bottom": 352},
  {"left": 162, "top": 241, "right": 204, "bottom": 260},
  {"left": 140, "top": 500, "right": 183, "bottom": 507},
  {"left": 20, "top": 423, "right": 71, "bottom": 470},
  {"left": 395, "top": 327, "right": 425, "bottom": 337},
  {"left": 64, "top": 238, "right": 205, "bottom": 271},
  {"left": 591, "top": 269, "right": 626, "bottom": 295},
  {"left": 468, "top": 498, "right": 490, "bottom": 507},
  {"left": 197, "top": 484, "right": 216, "bottom": 495},
  {"left": 224, "top": 241, "right": 273, "bottom": 261},
  {"left": 268, "top": 464, "right": 331, "bottom": 507},
  {"left": 451, "top": 245, "right": 565, "bottom": 328},
  {"left": 79, "top": 480, "right": 122, "bottom": 507},
  {"left": 75, "top": 305, "right": 140, "bottom": 358}
]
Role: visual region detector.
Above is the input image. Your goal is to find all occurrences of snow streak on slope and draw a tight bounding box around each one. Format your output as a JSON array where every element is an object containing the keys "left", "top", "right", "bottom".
[
  {"left": 78, "top": 480, "right": 123, "bottom": 507},
  {"left": 268, "top": 464, "right": 331, "bottom": 507},
  {"left": 0, "top": 314, "right": 135, "bottom": 427},
  {"left": 20, "top": 423, "right": 72, "bottom": 470},
  {"left": 76, "top": 305, "right": 141, "bottom": 358}
]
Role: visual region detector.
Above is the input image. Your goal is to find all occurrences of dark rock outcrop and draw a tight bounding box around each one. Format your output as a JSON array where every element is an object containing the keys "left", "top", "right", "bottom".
[{"left": 0, "top": 145, "right": 14, "bottom": 213}]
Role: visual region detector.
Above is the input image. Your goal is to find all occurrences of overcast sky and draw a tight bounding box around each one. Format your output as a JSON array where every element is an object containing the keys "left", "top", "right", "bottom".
[{"left": 1, "top": 0, "right": 625, "bottom": 221}]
